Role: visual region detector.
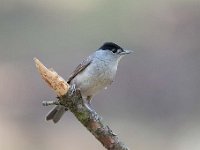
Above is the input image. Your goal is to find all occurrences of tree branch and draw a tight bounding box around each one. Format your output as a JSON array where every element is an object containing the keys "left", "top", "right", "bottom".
[{"left": 34, "top": 58, "right": 130, "bottom": 150}]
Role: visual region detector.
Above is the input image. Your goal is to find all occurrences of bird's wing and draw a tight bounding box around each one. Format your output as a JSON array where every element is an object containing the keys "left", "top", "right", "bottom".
[{"left": 67, "top": 56, "right": 92, "bottom": 84}]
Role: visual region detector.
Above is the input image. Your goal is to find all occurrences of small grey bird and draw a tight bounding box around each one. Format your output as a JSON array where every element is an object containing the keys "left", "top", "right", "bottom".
[{"left": 46, "top": 42, "right": 133, "bottom": 123}]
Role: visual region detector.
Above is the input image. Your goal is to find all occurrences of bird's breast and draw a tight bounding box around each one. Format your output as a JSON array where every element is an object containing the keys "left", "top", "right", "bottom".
[{"left": 72, "top": 60, "right": 118, "bottom": 97}]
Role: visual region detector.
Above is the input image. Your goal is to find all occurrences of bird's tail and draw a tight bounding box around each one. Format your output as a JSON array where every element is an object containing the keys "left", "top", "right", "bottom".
[{"left": 46, "top": 105, "right": 66, "bottom": 123}]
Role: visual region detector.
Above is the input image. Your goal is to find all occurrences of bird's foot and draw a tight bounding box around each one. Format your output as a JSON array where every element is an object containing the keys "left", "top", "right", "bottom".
[{"left": 84, "top": 100, "right": 94, "bottom": 112}]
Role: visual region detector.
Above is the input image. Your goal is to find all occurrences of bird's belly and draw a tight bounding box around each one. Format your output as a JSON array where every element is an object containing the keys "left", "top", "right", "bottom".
[
  {"left": 72, "top": 68, "right": 114, "bottom": 97},
  {"left": 78, "top": 75, "right": 112, "bottom": 97}
]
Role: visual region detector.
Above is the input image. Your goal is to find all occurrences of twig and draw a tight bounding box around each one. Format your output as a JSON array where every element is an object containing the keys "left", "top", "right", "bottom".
[{"left": 34, "top": 58, "right": 130, "bottom": 150}]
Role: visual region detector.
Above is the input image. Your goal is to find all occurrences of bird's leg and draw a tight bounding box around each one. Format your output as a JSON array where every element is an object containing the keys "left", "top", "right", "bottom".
[
  {"left": 69, "top": 83, "right": 77, "bottom": 96},
  {"left": 84, "top": 96, "right": 99, "bottom": 121},
  {"left": 86, "top": 96, "right": 93, "bottom": 108},
  {"left": 83, "top": 96, "right": 94, "bottom": 112}
]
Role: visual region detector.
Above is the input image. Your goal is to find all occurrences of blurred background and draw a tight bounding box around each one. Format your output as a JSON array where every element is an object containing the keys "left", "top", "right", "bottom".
[{"left": 0, "top": 0, "right": 200, "bottom": 150}]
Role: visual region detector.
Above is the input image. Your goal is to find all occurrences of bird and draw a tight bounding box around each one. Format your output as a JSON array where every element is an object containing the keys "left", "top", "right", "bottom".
[{"left": 46, "top": 42, "right": 133, "bottom": 123}]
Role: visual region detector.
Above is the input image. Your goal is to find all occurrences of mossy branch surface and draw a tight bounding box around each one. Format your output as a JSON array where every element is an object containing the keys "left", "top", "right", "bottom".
[{"left": 34, "top": 58, "right": 130, "bottom": 150}]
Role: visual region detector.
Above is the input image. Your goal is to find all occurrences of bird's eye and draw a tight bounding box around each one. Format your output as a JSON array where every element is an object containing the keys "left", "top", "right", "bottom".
[
  {"left": 111, "top": 49, "right": 122, "bottom": 54},
  {"left": 112, "top": 49, "right": 117, "bottom": 53}
]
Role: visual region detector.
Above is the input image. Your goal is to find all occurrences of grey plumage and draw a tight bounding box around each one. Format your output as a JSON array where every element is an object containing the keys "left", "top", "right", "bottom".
[{"left": 46, "top": 42, "right": 132, "bottom": 123}]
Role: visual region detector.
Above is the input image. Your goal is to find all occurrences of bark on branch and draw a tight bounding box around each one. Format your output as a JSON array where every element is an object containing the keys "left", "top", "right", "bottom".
[{"left": 34, "top": 58, "right": 130, "bottom": 150}]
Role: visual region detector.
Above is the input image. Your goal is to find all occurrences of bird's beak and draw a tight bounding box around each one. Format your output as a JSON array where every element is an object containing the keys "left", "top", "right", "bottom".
[{"left": 120, "top": 50, "right": 134, "bottom": 55}]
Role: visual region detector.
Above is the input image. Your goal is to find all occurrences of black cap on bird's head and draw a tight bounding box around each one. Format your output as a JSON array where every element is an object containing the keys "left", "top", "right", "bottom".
[
  {"left": 99, "top": 42, "right": 133, "bottom": 55},
  {"left": 99, "top": 42, "right": 123, "bottom": 53}
]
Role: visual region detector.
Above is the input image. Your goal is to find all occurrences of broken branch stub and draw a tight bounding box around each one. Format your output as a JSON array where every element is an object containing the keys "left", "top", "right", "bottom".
[{"left": 34, "top": 58, "right": 69, "bottom": 96}]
